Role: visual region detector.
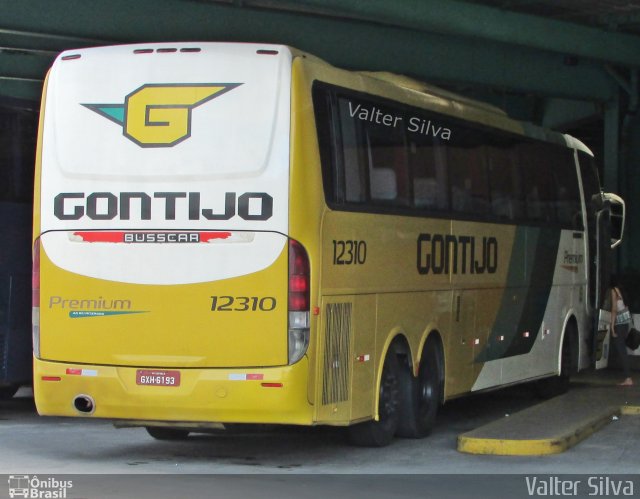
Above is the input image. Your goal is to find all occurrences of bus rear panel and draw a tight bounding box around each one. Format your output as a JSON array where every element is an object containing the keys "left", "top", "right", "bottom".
[{"left": 33, "top": 43, "right": 315, "bottom": 425}]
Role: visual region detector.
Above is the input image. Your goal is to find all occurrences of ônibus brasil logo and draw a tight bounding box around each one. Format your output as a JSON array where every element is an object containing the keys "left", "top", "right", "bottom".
[
  {"left": 83, "top": 83, "right": 241, "bottom": 147},
  {"left": 8, "top": 475, "right": 73, "bottom": 498}
]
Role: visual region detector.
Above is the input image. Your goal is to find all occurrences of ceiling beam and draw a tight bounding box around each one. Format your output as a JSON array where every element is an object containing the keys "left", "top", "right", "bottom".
[
  {"left": 0, "top": 0, "right": 619, "bottom": 101},
  {"left": 222, "top": 0, "right": 640, "bottom": 67},
  {"left": 0, "top": 28, "right": 107, "bottom": 45},
  {"left": 0, "top": 46, "right": 58, "bottom": 57},
  {"left": 0, "top": 78, "right": 42, "bottom": 101},
  {"left": 0, "top": 50, "right": 51, "bottom": 79},
  {"left": 598, "top": 11, "right": 640, "bottom": 31}
]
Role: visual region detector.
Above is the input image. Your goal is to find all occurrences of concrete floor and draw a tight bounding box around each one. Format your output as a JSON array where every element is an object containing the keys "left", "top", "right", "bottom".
[{"left": 1, "top": 370, "right": 639, "bottom": 498}]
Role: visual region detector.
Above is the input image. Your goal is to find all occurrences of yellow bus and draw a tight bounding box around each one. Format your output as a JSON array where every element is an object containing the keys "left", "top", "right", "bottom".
[{"left": 33, "top": 43, "right": 624, "bottom": 446}]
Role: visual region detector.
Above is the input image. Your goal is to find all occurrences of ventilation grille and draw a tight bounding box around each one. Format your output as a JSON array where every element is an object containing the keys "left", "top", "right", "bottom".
[{"left": 322, "top": 303, "right": 352, "bottom": 405}]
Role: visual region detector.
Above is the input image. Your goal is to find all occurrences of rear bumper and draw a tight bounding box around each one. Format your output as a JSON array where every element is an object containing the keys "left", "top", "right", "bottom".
[{"left": 34, "top": 357, "right": 314, "bottom": 425}]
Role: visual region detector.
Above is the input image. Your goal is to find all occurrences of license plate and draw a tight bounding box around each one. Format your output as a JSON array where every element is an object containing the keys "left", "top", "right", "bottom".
[{"left": 136, "top": 370, "right": 181, "bottom": 387}]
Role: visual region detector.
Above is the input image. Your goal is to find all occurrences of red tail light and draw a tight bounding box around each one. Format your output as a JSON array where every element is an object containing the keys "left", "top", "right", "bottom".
[
  {"left": 32, "top": 239, "right": 40, "bottom": 308},
  {"left": 288, "top": 240, "right": 310, "bottom": 311}
]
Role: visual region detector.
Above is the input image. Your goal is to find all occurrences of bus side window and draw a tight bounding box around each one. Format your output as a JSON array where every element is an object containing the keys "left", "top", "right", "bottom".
[
  {"left": 553, "top": 151, "right": 583, "bottom": 230},
  {"left": 448, "top": 144, "right": 489, "bottom": 216},
  {"left": 338, "top": 98, "right": 368, "bottom": 204},
  {"left": 409, "top": 134, "right": 448, "bottom": 212},
  {"left": 312, "top": 86, "right": 341, "bottom": 204},
  {"left": 520, "top": 143, "right": 557, "bottom": 224},
  {"left": 369, "top": 166, "right": 397, "bottom": 201},
  {"left": 487, "top": 145, "right": 523, "bottom": 221},
  {"left": 363, "top": 114, "right": 409, "bottom": 207},
  {"left": 366, "top": 129, "right": 400, "bottom": 203}
]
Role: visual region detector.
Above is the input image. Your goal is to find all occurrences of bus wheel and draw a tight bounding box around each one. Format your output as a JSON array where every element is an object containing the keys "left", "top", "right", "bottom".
[
  {"left": 397, "top": 340, "right": 441, "bottom": 438},
  {"left": 0, "top": 384, "right": 19, "bottom": 400},
  {"left": 145, "top": 427, "right": 190, "bottom": 440},
  {"left": 348, "top": 348, "right": 400, "bottom": 447},
  {"left": 535, "top": 325, "right": 574, "bottom": 399}
]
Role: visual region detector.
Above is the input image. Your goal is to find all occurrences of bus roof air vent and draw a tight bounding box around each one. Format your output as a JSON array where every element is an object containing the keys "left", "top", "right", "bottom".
[{"left": 132, "top": 47, "right": 202, "bottom": 55}]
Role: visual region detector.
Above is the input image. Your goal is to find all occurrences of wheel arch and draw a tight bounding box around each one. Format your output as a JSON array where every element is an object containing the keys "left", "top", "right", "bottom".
[
  {"left": 373, "top": 329, "right": 412, "bottom": 419},
  {"left": 560, "top": 313, "right": 580, "bottom": 376}
]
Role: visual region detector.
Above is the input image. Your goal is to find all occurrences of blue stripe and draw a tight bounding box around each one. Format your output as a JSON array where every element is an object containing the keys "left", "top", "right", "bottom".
[{"left": 69, "top": 310, "right": 148, "bottom": 318}]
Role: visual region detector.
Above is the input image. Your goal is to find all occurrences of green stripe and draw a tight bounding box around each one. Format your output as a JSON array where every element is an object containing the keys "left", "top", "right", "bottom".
[{"left": 477, "top": 226, "right": 560, "bottom": 362}]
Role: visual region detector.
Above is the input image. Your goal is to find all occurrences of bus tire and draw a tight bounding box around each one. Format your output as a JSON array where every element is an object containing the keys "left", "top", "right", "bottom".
[
  {"left": 0, "top": 384, "right": 19, "bottom": 400},
  {"left": 535, "top": 324, "right": 574, "bottom": 399},
  {"left": 348, "top": 347, "right": 401, "bottom": 447},
  {"left": 145, "top": 427, "right": 190, "bottom": 440},
  {"left": 397, "top": 340, "right": 440, "bottom": 438}
]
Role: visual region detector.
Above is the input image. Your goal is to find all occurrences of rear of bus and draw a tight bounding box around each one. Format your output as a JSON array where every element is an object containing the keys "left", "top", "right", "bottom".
[{"left": 33, "top": 43, "right": 314, "bottom": 426}]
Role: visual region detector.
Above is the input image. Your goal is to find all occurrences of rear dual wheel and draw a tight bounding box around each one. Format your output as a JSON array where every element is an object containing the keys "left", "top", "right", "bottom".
[
  {"left": 348, "top": 340, "right": 442, "bottom": 446},
  {"left": 145, "top": 427, "right": 190, "bottom": 440},
  {"left": 397, "top": 340, "right": 441, "bottom": 438}
]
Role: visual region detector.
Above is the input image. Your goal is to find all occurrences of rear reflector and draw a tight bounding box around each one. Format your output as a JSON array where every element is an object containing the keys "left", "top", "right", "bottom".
[
  {"left": 65, "top": 368, "right": 98, "bottom": 377},
  {"left": 32, "top": 239, "right": 40, "bottom": 308},
  {"left": 32, "top": 239, "right": 41, "bottom": 358},
  {"left": 41, "top": 376, "right": 61, "bottom": 382}
]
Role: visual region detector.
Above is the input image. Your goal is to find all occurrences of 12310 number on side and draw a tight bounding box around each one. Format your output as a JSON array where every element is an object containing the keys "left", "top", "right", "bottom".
[{"left": 332, "top": 240, "right": 367, "bottom": 265}]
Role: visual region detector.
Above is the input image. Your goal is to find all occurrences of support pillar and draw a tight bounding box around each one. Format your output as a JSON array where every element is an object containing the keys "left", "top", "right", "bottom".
[
  {"left": 603, "top": 91, "right": 620, "bottom": 194},
  {"left": 603, "top": 91, "right": 621, "bottom": 270}
]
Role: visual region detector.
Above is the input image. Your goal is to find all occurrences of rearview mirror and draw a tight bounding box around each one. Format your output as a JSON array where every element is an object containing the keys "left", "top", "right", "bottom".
[{"left": 602, "top": 192, "right": 625, "bottom": 249}]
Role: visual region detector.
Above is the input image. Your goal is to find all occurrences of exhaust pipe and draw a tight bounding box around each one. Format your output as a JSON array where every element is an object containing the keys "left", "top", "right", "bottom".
[{"left": 73, "top": 394, "right": 95, "bottom": 414}]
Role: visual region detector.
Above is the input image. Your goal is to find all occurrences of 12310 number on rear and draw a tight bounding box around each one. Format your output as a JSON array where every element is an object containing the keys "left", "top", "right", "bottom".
[{"left": 210, "top": 296, "right": 277, "bottom": 312}]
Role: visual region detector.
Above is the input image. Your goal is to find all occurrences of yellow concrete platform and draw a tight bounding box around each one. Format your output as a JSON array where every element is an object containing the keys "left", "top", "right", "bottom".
[{"left": 457, "top": 371, "right": 640, "bottom": 456}]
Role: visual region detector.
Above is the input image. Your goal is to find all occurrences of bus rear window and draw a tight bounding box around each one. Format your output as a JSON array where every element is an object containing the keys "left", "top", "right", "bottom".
[{"left": 46, "top": 46, "right": 291, "bottom": 180}]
